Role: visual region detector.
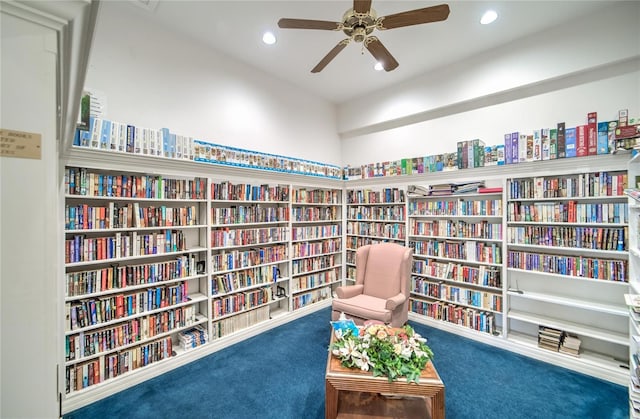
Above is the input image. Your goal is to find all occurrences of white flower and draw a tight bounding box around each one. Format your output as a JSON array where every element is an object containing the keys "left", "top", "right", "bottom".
[{"left": 355, "top": 350, "right": 371, "bottom": 371}]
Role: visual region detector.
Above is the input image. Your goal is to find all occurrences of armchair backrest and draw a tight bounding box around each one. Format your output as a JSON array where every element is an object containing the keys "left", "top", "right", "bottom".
[{"left": 355, "top": 243, "right": 413, "bottom": 299}]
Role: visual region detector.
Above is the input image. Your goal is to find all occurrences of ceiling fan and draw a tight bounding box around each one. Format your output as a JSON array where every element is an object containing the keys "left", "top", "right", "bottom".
[{"left": 277, "top": 0, "right": 450, "bottom": 73}]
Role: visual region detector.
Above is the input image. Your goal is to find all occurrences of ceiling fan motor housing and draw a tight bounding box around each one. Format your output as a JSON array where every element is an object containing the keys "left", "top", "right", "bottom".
[{"left": 342, "top": 8, "right": 376, "bottom": 43}]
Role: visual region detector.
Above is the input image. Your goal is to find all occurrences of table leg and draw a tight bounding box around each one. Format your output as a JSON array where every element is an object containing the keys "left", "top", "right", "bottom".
[
  {"left": 325, "top": 379, "right": 338, "bottom": 419},
  {"left": 431, "top": 387, "right": 445, "bottom": 419}
]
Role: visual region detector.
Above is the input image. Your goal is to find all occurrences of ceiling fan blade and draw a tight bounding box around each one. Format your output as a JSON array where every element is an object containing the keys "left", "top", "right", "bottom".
[
  {"left": 353, "top": 0, "right": 372, "bottom": 14},
  {"left": 278, "top": 18, "right": 341, "bottom": 31},
  {"left": 378, "top": 4, "right": 450, "bottom": 30},
  {"left": 311, "top": 40, "right": 350, "bottom": 73},
  {"left": 365, "top": 37, "right": 399, "bottom": 71}
]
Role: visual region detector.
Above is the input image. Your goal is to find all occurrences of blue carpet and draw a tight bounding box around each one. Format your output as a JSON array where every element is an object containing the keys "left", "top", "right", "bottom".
[{"left": 65, "top": 307, "right": 628, "bottom": 419}]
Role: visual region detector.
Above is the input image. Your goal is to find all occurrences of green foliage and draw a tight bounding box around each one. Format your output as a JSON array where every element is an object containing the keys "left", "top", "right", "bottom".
[{"left": 329, "top": 324, "right": 434, "bottom": 383}]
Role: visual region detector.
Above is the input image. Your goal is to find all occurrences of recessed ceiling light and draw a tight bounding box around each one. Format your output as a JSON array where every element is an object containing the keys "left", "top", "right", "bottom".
[
  {"left": 262, "top": 31, "right": 276, "bottom": 45},
  {"left": 374, "top": 62, "right": 384, "bottom": 71},
  {"left": 480, "top": 10, "right": 498, "bottom": 25}
]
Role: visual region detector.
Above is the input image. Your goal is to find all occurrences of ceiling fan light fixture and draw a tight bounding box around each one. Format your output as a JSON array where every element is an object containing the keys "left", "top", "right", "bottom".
[
  {"left": 374, "top": 62, "right": 384, "bottom": 71},
  {"left": 480, "top": 10, "right": 498, "bottom": 25},
  {"left": 262, "top": 31, "right": 277, "bottom": 45}
]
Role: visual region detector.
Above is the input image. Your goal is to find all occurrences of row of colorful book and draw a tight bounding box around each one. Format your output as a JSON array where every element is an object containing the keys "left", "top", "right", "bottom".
[
  {"left": 344, "top": 110, "right": 640, "bottom": 180},
  {"left": 74, "top": 117, "right": 343, "bottom": 179}
]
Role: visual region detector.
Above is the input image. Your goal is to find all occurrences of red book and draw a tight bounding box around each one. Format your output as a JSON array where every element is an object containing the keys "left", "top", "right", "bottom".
[
  {"left": 477, "top": 187, "right": 503, "bottom": 194},
  {"left": 587, "top": 112, "right": 597, "bottom": 155},
  {"left": 576, "top": 125, "right": 588, "bottom": 157}
]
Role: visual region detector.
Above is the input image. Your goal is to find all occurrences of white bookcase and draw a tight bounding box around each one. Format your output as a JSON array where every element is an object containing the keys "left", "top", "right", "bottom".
[
  {"left": 209, "top": 179, "right": 291, "bottom": 338},
  {"left": 63, "top": 166, "right": 210, "bottom": 396},
  {"left": 60, "top": 149, "right": 343, "bottom": 413},
  {"left": 347, "top": 153, "right": 630, "bottom": 385},
  {"left": 408, "top": 190, "right": 505, "bottom": 337},
  {"left": 505, "top": 168, "right": 629, "bottom": 382},
  {"left": 290, "top": 186, "right": 343, "bottom": 310},
  {"left": 345, "top": 187, "right": 407, "bottom": 282},
  {"left": 626, "top": 153, "right": 640, "bottom": 417},
  {"left": 60, "top": 149, "right": 631, "bottom": 412}
]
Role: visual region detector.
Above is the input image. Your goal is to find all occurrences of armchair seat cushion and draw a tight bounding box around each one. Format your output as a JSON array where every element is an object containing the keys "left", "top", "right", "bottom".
[{"left": 331, "top": 294, "right": 392, "bottom": 324}]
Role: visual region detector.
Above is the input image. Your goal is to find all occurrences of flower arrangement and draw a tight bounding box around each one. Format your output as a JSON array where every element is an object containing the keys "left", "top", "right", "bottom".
[{"left": 329, "top": 322, "right": 434, "bottom": 383}]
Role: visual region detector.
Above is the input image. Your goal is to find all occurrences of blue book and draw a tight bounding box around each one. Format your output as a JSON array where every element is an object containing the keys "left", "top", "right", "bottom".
[
  {"left": 100, "top": 119, "right": 111, "bottom": 150},
  {"left": 618, "top": 228, "right": 625, "bottom": 251},
  {"left": 126, "top": 124, "right": 135, "bottom": 153},
  {"left": 496, "top": 144, "right": 505, "bottom": 165},
  {"left": 511, "top": 132, "right": 519, "bottom": 163},
  {"left": 597, "top": 122, "right": 609, "bottom": 154},
  {"left": 161, "top": 127, "right": 171, "bottom": 158},
  {"left": 504, "top": 133, "right": 512, "bottom": 164},
  {"left": 565, "top": 127, "right": 577, "bottom": 158}
]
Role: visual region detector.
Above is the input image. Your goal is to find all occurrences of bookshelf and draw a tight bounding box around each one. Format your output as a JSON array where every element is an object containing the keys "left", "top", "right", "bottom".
[
  {"left": 60, "top": 149, "right": 631, "bottom": 411},
  {"left": 63, "top": 166, "right": 210, "bottom": 395},
  {"left": 290, "top": 186, "right": 343, "bottom": 310},
  {"left": 626, "top": 153, "right": 640, "bottom": 417},
  {"left": 209, "top": 180, "right": 291, "bottom": 337},
  {"left": 505, "top": 169, "right": 629, "bottom": 382},
  {"left": 60, "top": 149, "right": 344, "bottom": 412},
  {"left": 407, "top": 190, "right": 505, "bottom": 336},
  {"left": 345, "top": 187, "right": 407, "bottom": 282}
]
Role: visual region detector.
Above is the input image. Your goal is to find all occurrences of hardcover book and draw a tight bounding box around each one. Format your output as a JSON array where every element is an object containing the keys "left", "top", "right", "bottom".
[
  {"left": 575, "top": 125, "right": 588, "bottom": 157},
  {"left": 597, "top": 121, "right": 609, "bottom": 154},
  {"left": 541, "top": 128, "right": 550, "bottom": 160},
  {"left": 557, "top": 122, "right": 566, "bottom": 158},
  {"left": 533, "top": 129, "right": 542, "bottom": 161},
  {"left": 504, "top": 133, "right": 512, "bottom": 164},
  {"left": 565, "top": 127, "right": 577, "bottom": 157},
  {"left": 549, "top": 128, "right": 557, "bottom": 159},
  {"left": 496, "top": 144, "right": 505, "bottom": 165},
  {"left": 587, "top": 112, "right": 597, "bottom": 155},
  {"left": 518, "top": 134, "right": 528, "bottom": 163},
  {"left": 511, "top": 132, "right": 519, "bottom": 164}
]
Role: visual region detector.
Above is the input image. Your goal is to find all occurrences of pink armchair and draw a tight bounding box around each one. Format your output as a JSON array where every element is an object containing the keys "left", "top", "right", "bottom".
[{"left": 332, "top": 243, "right": 413, "bottom": 327}]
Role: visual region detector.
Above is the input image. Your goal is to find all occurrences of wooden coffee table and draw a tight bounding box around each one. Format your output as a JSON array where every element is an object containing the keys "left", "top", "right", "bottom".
[{"left": 325, "top": 332, "right": 445, "bottom": 419}]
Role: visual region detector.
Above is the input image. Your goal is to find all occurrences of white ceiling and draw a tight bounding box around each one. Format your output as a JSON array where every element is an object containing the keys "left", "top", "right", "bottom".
[{"left": 125, "top": 0, "right": 613, "bottom": 105}]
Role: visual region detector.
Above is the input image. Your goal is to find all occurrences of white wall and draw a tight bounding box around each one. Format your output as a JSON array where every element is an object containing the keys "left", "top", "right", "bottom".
[
  {"left": 338, "top": 1, "right": 640, "bottom": 166},
  {"left": 0, "top": 10, "right": 60, "bottom": 419},
  {"left": 340, "top": 72, "right": 640, "bottom": 165},
  {"left": 84, "top": 1, "right": 341, "bottom": 166}
]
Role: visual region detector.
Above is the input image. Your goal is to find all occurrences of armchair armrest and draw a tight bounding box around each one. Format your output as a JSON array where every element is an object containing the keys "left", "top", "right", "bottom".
[
  {"left": 335, "top": 284, "right": 364, "bottom": 299},
  {"left": 385, "top": 293, "right": 407, "bottom": 310}
]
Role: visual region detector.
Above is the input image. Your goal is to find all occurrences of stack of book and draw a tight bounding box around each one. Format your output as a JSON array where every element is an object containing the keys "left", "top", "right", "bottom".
[
  {"left": 537, "top": 326, "right": 563, "bottom": 352},
  {"left": 429, "top": 183, "right": 455, "bottom": 196},
  {"left": 452, "top": 181, "right": 485, "bottom": 194},
  {"left": 178, "top": 325, "right": 209, "bottom": 351},
  {"left": 559, "top": 333, "right": 582, "bottom": 357}
]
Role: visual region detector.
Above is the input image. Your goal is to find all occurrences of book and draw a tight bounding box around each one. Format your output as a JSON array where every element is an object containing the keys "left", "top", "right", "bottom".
[
  {"left": 511, "top": 132, "right": 519, "bottom": 164},
  {"left": 565, "top": 127, "right": 576, "bottom": 157},
  {"left": 557, "top": 122, "right": 566, "bottom": 158},
  {"left": 587, "top": 112, "right": 598, "bottom": 155},
  {"left": 478, "top": 187, "right": 503, "bottom": 194},
  {"left": 549, "top": 128, "right": 557, "bottom": 159},
  {"left": 504, "top": 133, "right": 513, "bottom": 164},
  {"left": 533, "top": 129, "right": 542, "bottom": 161},
  {"left": 597, "top": 121, "right": 609, "bottom": 154},
  {"left": 576, "top": 125, "right": 588, "bottom": 157},
  {"left": 526, "top": 134, "right": 534, "bottom": 162},
  {"left": 541, "top": 128, "right": 550, "bottom": 160}
]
